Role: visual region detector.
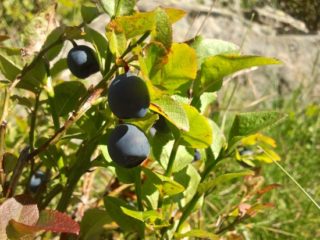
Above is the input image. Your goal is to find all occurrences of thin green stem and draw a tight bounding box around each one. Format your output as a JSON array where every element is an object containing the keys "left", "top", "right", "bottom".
[
  {"left": 178, "top": 192, "right": 201, "bottom": 232},
  {"left": 0, "top": 122, "right": 6, "bottom": 187},
  {"left": 134, "top": 167, "right": 143, "bottom": 211},
  {"left": 0, "top": 87, "right": 10, "bottom": 188},
  {"left": 121, "top": 31, "right": 150, "bottom": 59},
  {"left": 176, "top": 154, "right": 223, "bottom": 233},
  {"left": 29, "top": 92, "right": 41, "bottom": 151},
  {"left": 0, "top": 88, "right": 10, "bottom": 123},
  {"left": 165, "top": 138, "right": 180, "bottom": 177},
  {"left": 273, "top": 160, "right": 320, "bottom": 211},
  {"left": 6, "top": 147, "right": 30, "bottom": 197}
]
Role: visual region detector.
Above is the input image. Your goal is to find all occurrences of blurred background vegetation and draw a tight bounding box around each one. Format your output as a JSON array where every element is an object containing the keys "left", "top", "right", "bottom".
[{"left": 1, "top": 0, "right": 319, "bottom": 239}]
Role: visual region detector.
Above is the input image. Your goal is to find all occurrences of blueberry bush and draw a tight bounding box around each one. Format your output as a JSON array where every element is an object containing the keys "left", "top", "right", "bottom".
[{"left": 0, "top": 1, "right": 285, "bottom": 239}]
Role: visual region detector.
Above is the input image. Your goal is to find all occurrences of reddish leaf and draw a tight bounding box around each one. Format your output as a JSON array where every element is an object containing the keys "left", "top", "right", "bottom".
[
  {"left": 0, "top": 195, "right": 79, "bottom": 238},
  {"left": 257, "top": 183, "right": 282, "bottom": 195},
  {"left": 0, "top": 195, "right": 38, "bottom": 239},
  {"left": 10, "top": 210, "right": 80, "bottom": 236},
  {"left": 36, "top": 210, "right": 80, "bottom": 235}
]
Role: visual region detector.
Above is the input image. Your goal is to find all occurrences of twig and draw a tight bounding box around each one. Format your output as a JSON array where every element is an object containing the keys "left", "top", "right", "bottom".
[
  {"left": 29, "top": 92, "right": 41, "bottom": 152},
  {"left": 26, "top": 88, "right": 103, "bottom": 162},
  {"left": 19, "top": 35, "right": 64, "bottom": 80},
  {"left": 0, "top": 87, "right": 10, "bottom": 188},
  {"left": 74, "top": 171, "right": 95, "bottom": 220},
  {"left": 6, "top": 147, "right": 30, "bottom": 197},
  {"left": 0, "top": 122, "right": 7, "bottom": 187}
]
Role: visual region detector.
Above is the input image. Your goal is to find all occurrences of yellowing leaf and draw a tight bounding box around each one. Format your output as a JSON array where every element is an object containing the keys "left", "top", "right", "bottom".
[
  {"left": 106, "top": 22, "right": 127, "bottom": 57},
  {"left": 151, "top": 43, "right": 197, "bottom": 93},
  {"left": 152, "top": 8, "right": 172, "bottom": 50},
  {"left": 241, "top": 133, "right": 277, "bottom": 147},
  {"left": 106, "top": 8, "right": 185, "bottom": 39},
  {"left": 257, "top": 134, "right": 277, "bottom": 147}
]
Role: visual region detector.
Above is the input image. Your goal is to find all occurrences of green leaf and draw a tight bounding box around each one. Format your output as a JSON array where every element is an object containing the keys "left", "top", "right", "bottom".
[
  {"left": 100, "top": 0, "right": 136, "bottom": 17},
  {"left": 152, "top": 8, "right": 172, "bottom": 50},
  {"left": 80, "top": 208, "right": 112, "bottom": 240},
  {"left": 121, "top": 207, "right": 162, "bottom": 223},
  {"left": 0, "top": 54, "right": 21, "bottom": 81},
  {"left": 16, "top": 61, "right": 47, "bottom": 92},
  {"left": 64, "top": 26, "right": 84, "bottom": 40},
  {"left": 0, "top": 46, "right": 23, "bottom": 67},
  {"left": 41, "top": 26, "right": 64, "bottom": 61},
  {"left": 53, "top": 81, "right": 87, "bottom": 116},
  {"left": 157, "top": 174, "right": 185, "bottom": 196},
  {"left": 180, "top": 104, "right": 213, "bottom": 148},
  {"left": 98, "top": 142, "right": 139, "bottom": 184},
  {"left": 198, "top": 171, "right": 254, "bottom": 194},
  {"left": 192, "top": 92, "right": 217, "bottom": 114},
  {"left": 150, "top": 43, "right": 197, "bottom": 93},
  {"left": 158, "top": 141, "right": 194, "bottom": 173},
  {"left": 77, "top": 105, "right": 108, "bottom": 138},
  {"left": 104, "top": 196, "right": 144, "bottom": 236},
  {"left": 125, "top": 113, "right": 159, "bottom": 132},
  {"left": 151, "top": 95, "right": 189, "bottom": 131},
  {"left": 208, "top": 119, "right": 226, "bottom": 159},
  {"left": 84, "top": 26, "right": 109, "bottom": 71},
  {"left": 141, "top": 167, "right": 160, "bottom": 209},
  {"left": 195, "top": 55, "right": 281, "bottom": 95},
  {"left": 81, "top": 4, "right": 100, "bottom": 23},
  {"left": 150, "top": 120, "right": 194, "bottom": 173},
  {"left": 229, "top": 111, "right": 287, "bottom": 142},
  {"left": 50, "top": 58, "right": 67, "bottom": 77},
  {"left": 190, "top": 36, "right": 240, "bottom": 67},
  {"left": 170, "top": 164, "right": 201, "bottom": 207},
  {"left": 142, "top": 168, "right": 185, "bottom": 196},
  {"left": 106, "top": 25, "right": 127, "bottom": 57},
  {"left": 175, "top": 229, "right": 219, "bottom": 240},
  {"left": 107, "top": 8, "right": 185, "bottom": 39},
  {"left": 3, "top": 153, "right": 18, "bottom": 174},
  {"left": 141, "top": 42, "right": 168, "bottom": 80}
]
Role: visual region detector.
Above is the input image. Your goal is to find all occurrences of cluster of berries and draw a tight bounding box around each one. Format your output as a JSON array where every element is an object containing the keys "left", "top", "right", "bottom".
[{"left": 67, "top": 44, "right": 150, "bottom": 168}]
